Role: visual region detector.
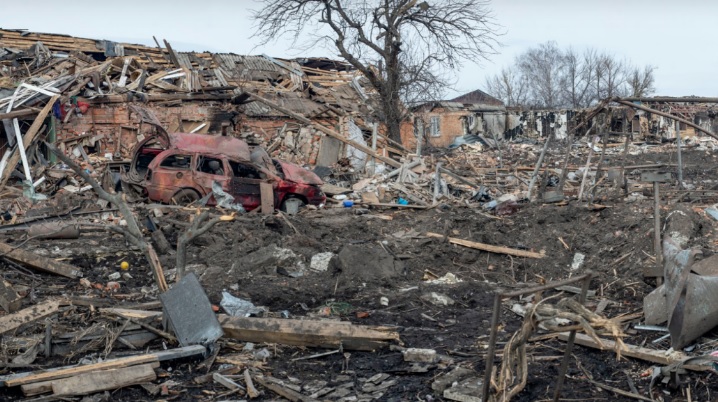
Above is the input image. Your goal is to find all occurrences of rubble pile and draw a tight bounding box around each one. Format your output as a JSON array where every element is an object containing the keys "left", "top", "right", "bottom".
[{"left": 2, "top": 28, "right": 718, "bottom": 402}]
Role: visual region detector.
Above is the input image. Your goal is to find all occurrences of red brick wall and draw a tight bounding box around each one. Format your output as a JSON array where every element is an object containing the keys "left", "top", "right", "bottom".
[{"left": 413, "top": 108, "right": 469, "bottom": 148}]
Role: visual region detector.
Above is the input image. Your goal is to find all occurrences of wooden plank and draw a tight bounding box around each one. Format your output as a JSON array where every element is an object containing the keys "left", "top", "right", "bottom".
[
  {"left": 2, "top": 345, "right": 205, "bottom": 387},
  {"left": 0, "top": 300, "right": 60, "bottom": 336},
  {"left": 425, "top": 232, "right": 545, "bottom": 259},
  {"left": 20, "top": 381, "right": 53, "bottom": 396},
  {"left": 390, "top": 183, "right": 428, "bottom": 206},
  {"left": 21, "top": 362, "right": 159, "bottom": 396},
  {"left": 254, "top": 376, "right": 319, "bottom": 402},
  {"left": 218, "top": 315, "right": 400, "bottom": 352},
  {"left": 558, "top": 333, "right": 710, "bottom": 371},
  {"left": 0, "top": 108, "right": 38, "bottom": 120},
  {"left": 0, "top": 242, "right": 82, "bottom": 278},
  {"left": 51, "top": 363, "right": 157, "bottom": 396},
  {"left": 260, "top": 182, "right": 274, "bottom": 214},
  {"left": 0, "top": 95, "right": 59, "bottom": 190},
  {"left": 100, "top": 308, "right": 163, "bottom": 320}
]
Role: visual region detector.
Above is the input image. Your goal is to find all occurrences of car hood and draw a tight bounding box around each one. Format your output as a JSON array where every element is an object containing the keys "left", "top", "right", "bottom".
[{"left": 277, "top": 161, "right": 323, "bottom": 185}]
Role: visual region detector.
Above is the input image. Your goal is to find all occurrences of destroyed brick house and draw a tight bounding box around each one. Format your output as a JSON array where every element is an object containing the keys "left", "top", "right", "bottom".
[
  {"left": 410, "top": 88, "right": 718, "bottom": 150},
  {"left": 0, "top": 28, "right": 396, "bottom": 191},
  {"left": 409, "top": 89, "right": 507, "bottom": 148}
]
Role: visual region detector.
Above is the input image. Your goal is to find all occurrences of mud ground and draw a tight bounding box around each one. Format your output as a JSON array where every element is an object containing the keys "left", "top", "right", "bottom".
[{"left": 1, "top": 149, "right": 717, "bottom": 401}]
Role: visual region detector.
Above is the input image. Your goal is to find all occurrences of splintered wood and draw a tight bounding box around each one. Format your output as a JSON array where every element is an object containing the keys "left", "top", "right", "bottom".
[
  {"left": 0, "top": 299, "right": 60, "bottom": 336},
  {"left": 425, "top": 232, "right": 545, "bottom": 259},
  {"left": 0, "top": 242, "right": 82, "bottom": 278},
  {"left": 218, "top": 315, "right": 401, "bottom": 351}
]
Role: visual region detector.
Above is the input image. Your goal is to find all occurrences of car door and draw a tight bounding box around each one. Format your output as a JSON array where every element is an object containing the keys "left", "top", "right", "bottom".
[
  {"left": 194, "top": 155, "right": 231, "bottom": 195},
  {"left": 227, "top": 160, "right": 264, "bottom": 210},
  {"left": 146, "top": 152, "right": 196, "bottom": 202}
]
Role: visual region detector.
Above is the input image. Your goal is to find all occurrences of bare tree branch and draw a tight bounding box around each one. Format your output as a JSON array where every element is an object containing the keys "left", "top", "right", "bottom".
[
  {"left": 252, "top": 0, "right": 500, "bottom": 143},
  {"left": 45, "top": 141, "right": 169, "bottom": 292}
]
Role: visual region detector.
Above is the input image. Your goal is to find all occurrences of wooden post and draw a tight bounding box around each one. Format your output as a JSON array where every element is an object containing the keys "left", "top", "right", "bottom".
[
  {"left": 675, "top": 120, "right": 683, "bottom": 188},
  {"left": 654, "top": 181, "right": 663, "bottom": 286},
  {"left": 432, "top": 162, "right": 442, "bottom": 205},
  {"left": 371, "top": 122, "right": 378, "bottom": 175},
  {"left": 528, "top": 130, "right": 553, "bottom": 200}
]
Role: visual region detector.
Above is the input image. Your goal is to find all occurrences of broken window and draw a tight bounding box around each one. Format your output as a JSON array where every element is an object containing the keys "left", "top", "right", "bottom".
[
  {"left": 229, "top": 161, "right": 262, "bottom": 179},
  {"left": 430, "top": 116, "right": 441, "bottom": 137},
  {"left": 197, "top": 156, "right": 225, "bottom": 176},
  {"left": 632, "top": 116, "right": 640, "bottom": 133},
  {"left": 159, "top": 154, "right": 191, "bottom": 169}
]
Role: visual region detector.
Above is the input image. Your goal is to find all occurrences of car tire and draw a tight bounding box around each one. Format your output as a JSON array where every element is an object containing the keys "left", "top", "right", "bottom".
[
  {"left": 280, "top": 196, "right": 306, "bottom": 213},
  {"left": 171, "top": 189, "right": 200, "bottom": 205}
]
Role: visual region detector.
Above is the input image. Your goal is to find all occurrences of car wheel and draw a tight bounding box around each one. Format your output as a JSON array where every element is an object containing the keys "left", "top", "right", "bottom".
[
  {"left": 171, "top": 189, "right": 200, "bottom": 205},
  {"left": 280, "top": 196, "right": 306, "bottom": 213}
]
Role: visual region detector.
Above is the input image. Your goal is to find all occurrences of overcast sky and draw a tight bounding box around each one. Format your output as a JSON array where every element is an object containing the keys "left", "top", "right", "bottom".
[{"left": 2, "top": 0, "right": 716, "bottom": 99}]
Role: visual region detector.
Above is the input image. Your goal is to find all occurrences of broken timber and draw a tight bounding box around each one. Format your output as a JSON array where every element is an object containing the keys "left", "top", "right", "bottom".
[
  {"left": 0, "top": 242, "right": 82, "bottom": 278},
  {"left": 218, "top": 315, "right": 400, "bottom": 351},
  {"left": 558, "top": 333, "right": 711, "bottom": 371},
  {"left": 425, "top": 232, "right": 545, "bottom": 259},
  {"left": 50, "top": 363, "right": 157, "bottom": 396},
  {"left": 0, "top": 299, "right": 60, "bottom": 336},
  {"left": 23, "top": 363, "right": 159, "bottom": 396},
  {"left": 0, "top": 344, "right": 205, "bottom": 387}
]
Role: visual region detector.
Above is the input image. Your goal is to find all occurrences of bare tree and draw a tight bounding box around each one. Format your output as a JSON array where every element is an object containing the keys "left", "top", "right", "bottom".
[
  {"left": 484, "top": 43, "right": 655, "bottom": 108},
  {"left": 597, "top": 53, "right": 628, "bottom": 99},
  {"left": 559, "top": 47, "right": 594, "bottom": 108},
  {"left": 517, "top": 41, "right": 565, "bottom": 108},
  {"left": 484, "top": 66, "right": 529, "bottom": 107},
  {"left": 626, "top": 65, "right": 656, "bottom": 97},
  {"left": 251, "top": 0, "right": 500, "bottom": 144}
]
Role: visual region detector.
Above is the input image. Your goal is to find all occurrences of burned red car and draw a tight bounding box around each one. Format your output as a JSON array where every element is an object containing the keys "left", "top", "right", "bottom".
[{"left": 124, "top": 132, "right": 325, "bottom": 211}]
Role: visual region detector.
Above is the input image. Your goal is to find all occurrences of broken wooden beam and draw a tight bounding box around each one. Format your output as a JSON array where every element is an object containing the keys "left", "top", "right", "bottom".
[
  {"left": 425, "top": 232, "right": 546, "bottom": 259},
  {"left": 0, "top": 242, "right": 82, "bottom": 278},
  {"left": 0, "top": 299, "right": 60, "bottom": 336},
  {"left": 0, "top": 108, "right": 39, "bottom": 120},
  {"left": 558, "top": 332, "right": 711, "bottom": 371},
  {"left": 22, "top": 362, "right": 158, "bottom": 396},
  {"left": 254, "top": 375, "right": 319, "bottom": 402},
  {"left": 1, "top": 344, "right": 205, "bottom": 387},
  {"left": 218, "top": 315, "right": 400, "bottom": 351},
  {"left": 51, "top": 363, "right": 157, "bottom": 396}
]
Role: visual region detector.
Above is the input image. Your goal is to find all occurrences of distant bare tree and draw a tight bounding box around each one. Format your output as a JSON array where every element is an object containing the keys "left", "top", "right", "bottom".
[
  {"left": 484, "top": 66, "right": 529, "bottom": 107},
  {"left": 484, "top": 43, "right": 655, "bottom": 108},
  {"left": 559, "top": 47, "right": 594, "bottom": 108},
  {"left": 517, "top": 41, "right": 565, "bottom": 108},
  {"left": 597, "top": 53, "right": 628, "bottom": 99},
  {"left": 251, "top": 0, "right": 500, "bottom": 144},
  {"left": 626, "top": 65, "right": 656, "bottom": 97}
]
